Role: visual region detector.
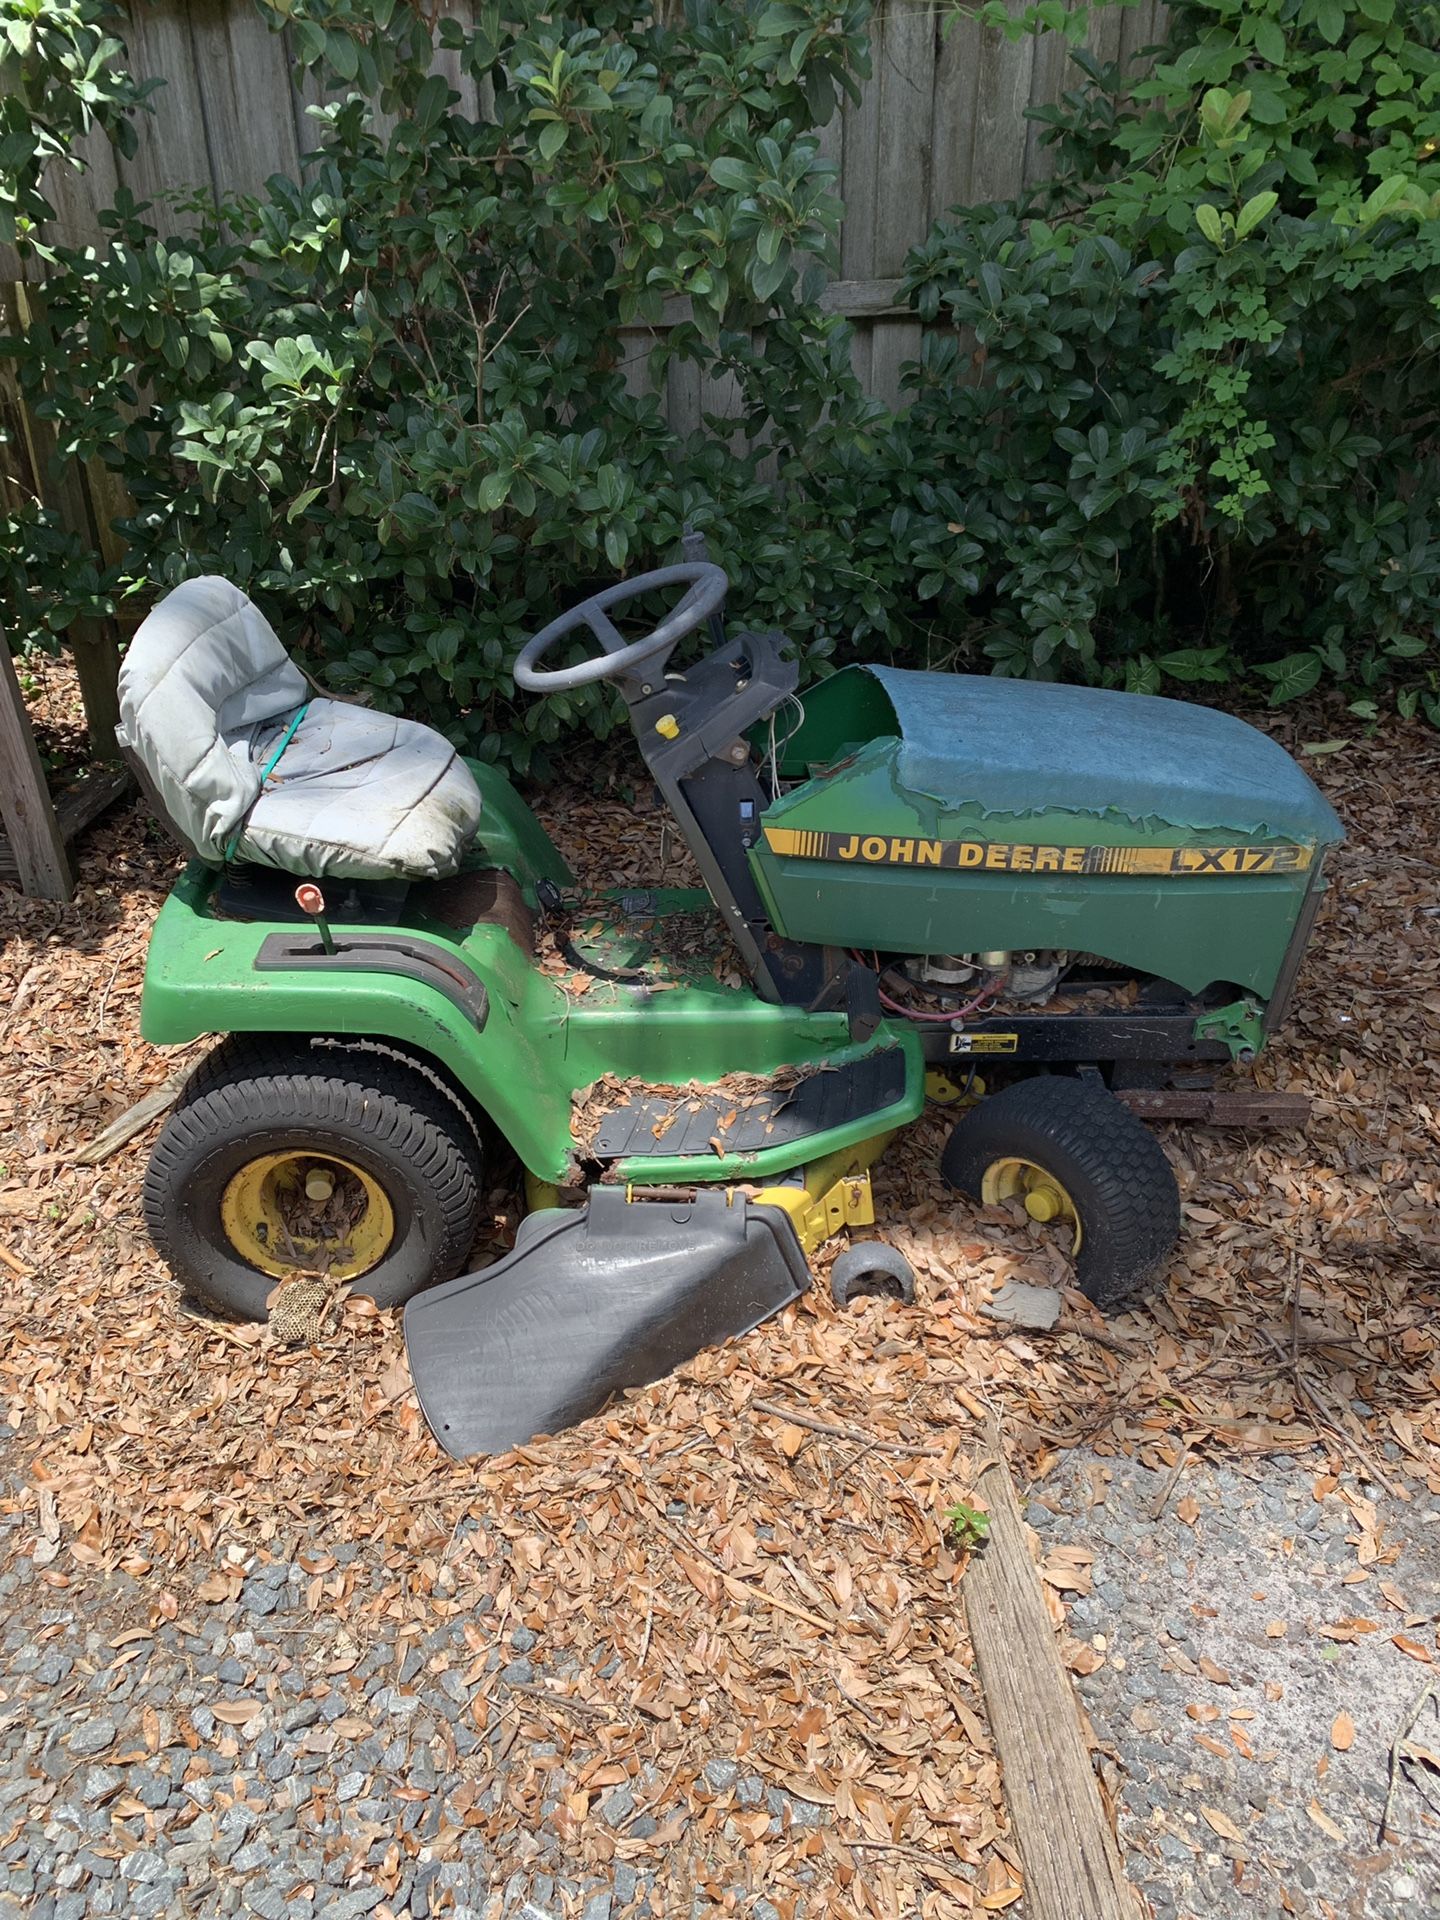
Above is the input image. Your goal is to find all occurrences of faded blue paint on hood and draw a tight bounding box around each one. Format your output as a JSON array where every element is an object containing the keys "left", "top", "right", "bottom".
[{"left": 862, "top": 665, "right": 1345, "bottom": 843}]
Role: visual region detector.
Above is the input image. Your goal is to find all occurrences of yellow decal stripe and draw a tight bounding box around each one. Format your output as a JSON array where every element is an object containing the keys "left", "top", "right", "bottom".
[{"left": 761, "top": 827, "right": 1313, "bottom": 877}]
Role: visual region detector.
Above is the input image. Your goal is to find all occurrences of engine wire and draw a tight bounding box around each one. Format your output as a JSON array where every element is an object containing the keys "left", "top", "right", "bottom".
[
  {"left": 764, "top": 692, "right": 807, "bottom": 802},
  {"left": 877, "top": 979, "right": 1005, "bottom": 1023},
  {"left": 850, "top": 948, "right": 1008, "bottom": 1024}
]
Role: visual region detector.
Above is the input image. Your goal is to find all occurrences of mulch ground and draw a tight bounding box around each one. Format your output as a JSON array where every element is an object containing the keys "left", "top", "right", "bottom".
[{"left": 1, "top": 656, "right": 1437, "bottom": 1919}]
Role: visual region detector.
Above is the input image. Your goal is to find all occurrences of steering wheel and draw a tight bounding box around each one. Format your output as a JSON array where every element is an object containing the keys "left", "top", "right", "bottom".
[{"left": 513, "top": 562, "right": 728, "bottom": 694}]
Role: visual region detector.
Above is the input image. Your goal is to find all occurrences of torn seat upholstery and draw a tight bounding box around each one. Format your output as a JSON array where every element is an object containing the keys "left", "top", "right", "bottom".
[{"left": 116, "top": 576, "right": 482, "bottom": 881}]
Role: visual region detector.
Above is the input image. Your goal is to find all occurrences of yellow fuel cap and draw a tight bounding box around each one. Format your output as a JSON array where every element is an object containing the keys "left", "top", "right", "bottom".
[{"left": 654, "top": 714, "right": 680, "bottom": 740}]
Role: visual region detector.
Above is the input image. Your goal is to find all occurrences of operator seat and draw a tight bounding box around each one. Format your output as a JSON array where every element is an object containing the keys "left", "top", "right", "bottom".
[{"left": 117, "top": 577, "right": 482, "bottom": 882}]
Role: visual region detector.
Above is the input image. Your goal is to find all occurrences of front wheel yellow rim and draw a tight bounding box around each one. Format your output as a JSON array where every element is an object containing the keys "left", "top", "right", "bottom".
[
  {"left": 220, "top": 1152, "right": 396, "bottom": 1281},
  {"left": 981, "top": 1156, "right": 1082, "bottom": 1256}
]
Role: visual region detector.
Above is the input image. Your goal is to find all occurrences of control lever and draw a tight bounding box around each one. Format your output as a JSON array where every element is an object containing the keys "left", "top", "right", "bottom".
[{"left": 295, "top": 882, "right": 337, "bottom": 955}]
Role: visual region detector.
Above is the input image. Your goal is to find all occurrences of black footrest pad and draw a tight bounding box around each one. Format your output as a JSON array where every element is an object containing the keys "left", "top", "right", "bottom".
[{"left": 590, "top": 1046, "right": 907, "bottom": 1160}]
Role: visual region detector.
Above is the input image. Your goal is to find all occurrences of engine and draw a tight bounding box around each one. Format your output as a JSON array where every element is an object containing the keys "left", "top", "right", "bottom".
[{"left": 901, "top": 950, "right": 1069, "bottom": 1007}]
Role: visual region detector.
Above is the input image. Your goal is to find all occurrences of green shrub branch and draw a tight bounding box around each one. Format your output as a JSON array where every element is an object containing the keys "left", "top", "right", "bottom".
[{"left": 2, "top": 0, "right": 1437, "bottom": 760}]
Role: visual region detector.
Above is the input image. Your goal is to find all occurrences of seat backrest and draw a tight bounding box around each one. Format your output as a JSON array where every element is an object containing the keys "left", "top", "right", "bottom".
[{"left": 116, "top": 576, "right": 308, "bottom": 863}]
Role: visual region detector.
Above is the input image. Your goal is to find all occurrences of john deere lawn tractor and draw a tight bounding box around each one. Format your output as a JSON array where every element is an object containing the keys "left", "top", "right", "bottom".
[{"left": 119, "top": 559, "right": 1342, "bottom": 1456}]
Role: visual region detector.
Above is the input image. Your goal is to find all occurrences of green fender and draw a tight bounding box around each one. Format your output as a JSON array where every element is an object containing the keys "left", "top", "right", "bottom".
[
  {"left": 140, "top": 871, "right": 578, "bottom": 1178},
  {"left": 139, "top": 866, "right": 925, "bottom": 1188}
]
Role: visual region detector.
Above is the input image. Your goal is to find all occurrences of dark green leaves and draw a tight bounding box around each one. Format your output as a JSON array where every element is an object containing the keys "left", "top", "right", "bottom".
[
  {"left": 1255, "top": 651, "right": 1324, "bottom": 703},
  {"left": 1252, "top": 17, "right": 1286, "bottom": 67}
]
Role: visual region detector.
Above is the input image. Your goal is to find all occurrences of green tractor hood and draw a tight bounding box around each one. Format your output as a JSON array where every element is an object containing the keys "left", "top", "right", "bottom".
[{"left": 750, "top": 666, "right": 1344, "bottom": 1001}]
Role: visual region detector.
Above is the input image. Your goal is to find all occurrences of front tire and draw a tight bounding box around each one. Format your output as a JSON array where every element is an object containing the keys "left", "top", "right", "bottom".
[
  {"left": 940, "top": 1076, "right": 1180, "bottom": 1312},
  {"left": 144, "top": 1038, "right": 483, "bottom": 1321}
]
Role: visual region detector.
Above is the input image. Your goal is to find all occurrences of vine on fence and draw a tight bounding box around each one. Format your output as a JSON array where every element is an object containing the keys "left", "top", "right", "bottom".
[{"left": 1, "top": 0, "right": 1437, "bottom": 768}]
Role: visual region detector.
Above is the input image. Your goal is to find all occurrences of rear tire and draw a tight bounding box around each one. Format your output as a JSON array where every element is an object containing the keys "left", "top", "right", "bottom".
[
  {"left": 940, "top": 1076, "right": 1180, "bottom": 1312},
  {"left": 145, "top": 1038, "right": 483, "bottom": 1321}
]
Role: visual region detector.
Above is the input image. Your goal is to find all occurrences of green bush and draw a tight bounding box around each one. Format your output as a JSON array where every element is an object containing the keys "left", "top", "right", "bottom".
[
  {"left": 4, "top": 0, "right": 875, "bottom": 767},
  {"left": 0, "top": 0, "right": 148, "bottom": 249},
  {"left": 1, "top": 0, "right": 152, "bottom": 656},
  {"left": 4, "top": 0, "right": 1439, "bottom": 759},
  {"left": 898, "top": 0, "right": 1440, "bottom": 719}
]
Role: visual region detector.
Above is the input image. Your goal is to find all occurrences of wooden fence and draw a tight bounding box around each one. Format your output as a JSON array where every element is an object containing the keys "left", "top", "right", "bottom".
[{"left": 18, "top": 0, "right": 1170, "bottom": 420}]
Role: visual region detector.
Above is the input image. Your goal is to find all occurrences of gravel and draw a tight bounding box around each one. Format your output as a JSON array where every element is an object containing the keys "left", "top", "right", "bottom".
[
  {"left": 1041, "top": 1449, "right": 1440, "bottom": 1918},
  {"left": 4, "top": 1400, "right": 1435, "bottom": 1920},
  {"left": 0, "top": 1506, "right": 707, "bottom": 1920}
]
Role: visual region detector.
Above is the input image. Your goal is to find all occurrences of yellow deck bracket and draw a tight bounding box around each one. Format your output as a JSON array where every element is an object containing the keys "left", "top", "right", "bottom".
[
  {"left": 749, "top": 1130, "right": 893, "bottom": 1256},
  {"left": 925, "top": 1068, "right": 985, "bottom": 1107}
]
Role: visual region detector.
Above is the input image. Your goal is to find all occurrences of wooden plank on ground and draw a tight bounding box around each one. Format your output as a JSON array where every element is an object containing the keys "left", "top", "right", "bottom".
[
  {"left": 73, "top": 1074, "right": 184, "bottom": 1166},
  {"left": 965, "top": 1420, "right": 1143, "bottom": 1920},
  {"left": 1115, "top": 1087, "right": 1312, "bottom": 1129},
  {"left": 0, "top": 629, "right": 73, "bottom": 901}
]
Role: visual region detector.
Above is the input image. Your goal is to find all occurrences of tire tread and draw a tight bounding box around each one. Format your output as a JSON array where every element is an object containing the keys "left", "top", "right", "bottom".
[
  {"left": 145, "top": 1041, "right": 482, "bottom": 1320},
  {"left": 940, "top": 1076, "right": 1180, "bottom": 1312}
]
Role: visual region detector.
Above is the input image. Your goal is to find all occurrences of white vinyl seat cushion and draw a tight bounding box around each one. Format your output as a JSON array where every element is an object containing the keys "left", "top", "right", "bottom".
[{"left": 116, "top": 576, "right": 482, "bottom": 881}]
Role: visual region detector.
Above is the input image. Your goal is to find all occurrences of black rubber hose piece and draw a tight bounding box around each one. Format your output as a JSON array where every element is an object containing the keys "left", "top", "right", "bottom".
[
  {"left": 830, "top": 1241, "right": 917, "bottom": 1308},
  {"left": 144, "top": 1037, "right": 483, "bottom": 1321},
  {"left": 940, "top": 1075, "right": 1181, "bottom": 1313}
]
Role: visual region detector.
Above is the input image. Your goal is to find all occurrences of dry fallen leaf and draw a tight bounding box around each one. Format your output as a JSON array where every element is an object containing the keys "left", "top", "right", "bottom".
[
  {"left": 212, "top": 1700, "right": 262, "bottom": 1727},
  {"left": 1392, "top": 1635, "right": 1434, "bottom": 1665},
  {"left": 1306, "top": 1799, "right": 1346, "bottom": 1844},
  {"left": 1331, "top": 1711, "right": 1356, "bottom": 1752},
  {"left": 1201, "top": 1805, "right": 1246, "bottom": 1844},
  {"left": 1176, "top": 1494, "right": 1200, "bottom": 1528},
  {"left": 1041, "top": 1544, "right": 1094, "bottom": 1593}
]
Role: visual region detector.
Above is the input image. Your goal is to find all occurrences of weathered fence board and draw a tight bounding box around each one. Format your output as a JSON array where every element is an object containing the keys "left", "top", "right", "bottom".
[
  {"left": 6, "top": 0, "right": 1170, "bottom": 567},
  {"left": 0, "top": 624, "right": 73, "bottom": 901},
  {"left": 19, "top": 0, "right": 1169, "bottom": 403}
]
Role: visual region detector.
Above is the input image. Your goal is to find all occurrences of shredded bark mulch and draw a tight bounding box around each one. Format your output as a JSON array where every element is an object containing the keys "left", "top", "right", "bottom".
[{"left": 1, "top": 662, "right": 1436, "bottom": 1916}]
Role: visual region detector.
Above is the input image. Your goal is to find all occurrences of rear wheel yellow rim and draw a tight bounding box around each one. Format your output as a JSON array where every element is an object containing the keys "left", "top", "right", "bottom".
[
  {"left": 981, "top": 1156, "right": 1082, "bottom": 1255},
  {"left": 219, "top": 1152, "right": 395, "bottom": 1281}
]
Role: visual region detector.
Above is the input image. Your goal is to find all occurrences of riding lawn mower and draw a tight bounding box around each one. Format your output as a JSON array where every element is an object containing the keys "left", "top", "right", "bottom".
[{"left": 117, "top": 557, "right": 1343, "bottom": 1457}]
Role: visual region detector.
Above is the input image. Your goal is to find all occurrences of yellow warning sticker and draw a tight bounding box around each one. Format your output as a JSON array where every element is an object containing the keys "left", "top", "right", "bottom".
[
  {"left": 949, "top": 1032, "right": 1019, "bottom": 1055},
  {"left": 761, "top": 827, "right": 1312, "bottom": 877}
]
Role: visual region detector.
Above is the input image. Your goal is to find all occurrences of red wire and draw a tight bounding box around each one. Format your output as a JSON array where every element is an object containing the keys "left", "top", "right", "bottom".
[
  {"left": 877, "top": 981, "right": 1004, "bottom": 1024},
  {"left": 850, "top": 948, "right": 1007, "bottom": 1024}
]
